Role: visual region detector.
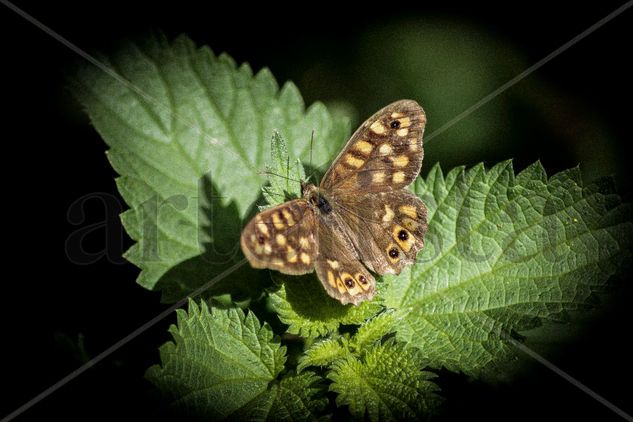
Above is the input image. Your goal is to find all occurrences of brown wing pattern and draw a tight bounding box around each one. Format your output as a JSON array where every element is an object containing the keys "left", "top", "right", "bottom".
[
  {"left": 321, "top": 100, "right": 426, "bottom": 195},
  {"left": 240, "top": 200, "right": 317, "bottom": 275},
  {"left": 242, "top": 100, "right": 428, "bottom": 306},
  {"left": 313, "top": 216, "right": 376, "bottom": 305},
  {"left": 335, "top": 190, "right": 428, "bottom": 275}
]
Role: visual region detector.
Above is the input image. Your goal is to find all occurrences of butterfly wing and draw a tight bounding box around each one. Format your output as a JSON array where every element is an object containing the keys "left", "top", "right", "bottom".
[
  {"left": 242, "top": 99, "right": 426, "bottom": 305},
  {"left": 321, "top": 99, "right": 426, "bottom": 195},
  {"left": 240, "top": 200, "right": 317, "bottom": 275},
  {"left": 241, "top": 198, "right": 375, "bottom": 305},
  {"left": 320, "top": 99, "right": 428, "bottom": 275},
  {"left": 314, "top": 216, "right": 376, "bottom": 305},
  {"left": 335, "top": 189, "right": 428, "bottom": 275}
]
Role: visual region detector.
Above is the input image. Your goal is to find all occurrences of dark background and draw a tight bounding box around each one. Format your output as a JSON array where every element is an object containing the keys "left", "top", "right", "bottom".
[{"left": 2, "top": 1, "right": 632, "bottom": 420}]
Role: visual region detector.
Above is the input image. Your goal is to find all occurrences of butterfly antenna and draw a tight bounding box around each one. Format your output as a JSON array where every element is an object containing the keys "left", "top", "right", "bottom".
[
  {"left": 307, "top": 129, "right": 322, "bottom": 186},
  {"left": 261, "top": 190, "right": 285, "bottom": 199},
  {"left": 286, "top": 154, "right": 290, "bottom": 190},
  {"left": 258, "top": 170, "right": 302, "bottom": 184},
  {"left": 310, "top": 129, "right": 314, "bottom": 175}
]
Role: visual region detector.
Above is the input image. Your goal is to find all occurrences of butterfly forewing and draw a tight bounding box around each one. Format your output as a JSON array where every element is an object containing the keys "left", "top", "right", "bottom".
[
  {"left": 241, "top": 99, "right": 427, "bottom": 306},
  {"left": 321, "top": 100, "right": 426, "bottom": 195},
  {"left": 240, "top": 200, "right": 317, "bottom": 275}
]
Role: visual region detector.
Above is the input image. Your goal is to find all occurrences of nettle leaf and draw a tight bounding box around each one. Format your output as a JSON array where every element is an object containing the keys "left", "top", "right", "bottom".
[
  {"left": 72, "top": 35, "right": 348, "bottom": 295},
  {"left": 349, "top": 310, "right": 399, "bottom": 350},
  {"left": 146, "top": 300, "right": 284, "bottom": 417},
  {"left": 383, "top": 161, "right": 633, "bottom": 374},
  {"left": 269, "top": 274, "right": 382, "bottom": 338},
  {"left": 233, "top": 372, "right": 328, "bottom": 421},
  {"left": 328, "top": 341, "right": 441, "bottom": 421},
  {"left": 297, "top": 312, "right": 399, "bottom": 373},
  {"left": 147, "top": 300, "right": 325, "bottom": 419},
  {"left": 298, "top": 336, "right": 350, "bottom": 372}
]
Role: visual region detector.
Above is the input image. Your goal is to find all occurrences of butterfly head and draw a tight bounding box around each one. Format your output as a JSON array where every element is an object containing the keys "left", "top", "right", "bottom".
[{"left": 302, "top": 183, "right": 333, "bottom": 215}]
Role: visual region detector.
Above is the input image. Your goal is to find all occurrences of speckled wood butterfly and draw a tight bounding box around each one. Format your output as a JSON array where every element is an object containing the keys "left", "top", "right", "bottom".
[{"left": 241, "top": 100, "right": 428, "bottom": 305}]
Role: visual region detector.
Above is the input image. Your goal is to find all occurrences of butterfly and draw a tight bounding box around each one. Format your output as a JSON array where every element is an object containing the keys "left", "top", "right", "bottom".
[{"left": 240, "top": 100, "right": 428, "bottom": 305}]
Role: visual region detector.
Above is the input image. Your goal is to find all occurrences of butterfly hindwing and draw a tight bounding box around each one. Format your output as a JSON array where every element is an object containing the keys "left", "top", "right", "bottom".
[
  {"left": 314, "top": 217, "right": 376, "bottom": 305},
  {"left": 321, "top": 99, "right": 426, "bottom": 195},
  {"left": 336, "top": 189, "right": 428, "bottom": 275},
  {"left": 240, "top": 200, "right": 317, "bottom": 275}
]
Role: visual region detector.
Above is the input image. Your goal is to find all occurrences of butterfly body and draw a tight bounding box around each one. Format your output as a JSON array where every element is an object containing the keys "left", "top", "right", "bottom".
[{"left": 241, "top": 100, "right": 428, "bottom": 305}]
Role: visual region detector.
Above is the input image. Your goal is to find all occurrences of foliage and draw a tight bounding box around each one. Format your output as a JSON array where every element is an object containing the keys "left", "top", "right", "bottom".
[{"left": 75, "top": 36, "right": 632, "bottom": 420}]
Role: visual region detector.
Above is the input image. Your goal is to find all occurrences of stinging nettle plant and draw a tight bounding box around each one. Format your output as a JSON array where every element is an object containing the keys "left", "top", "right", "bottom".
[{"left": 72, "top": 35, "right": 632, "bottom": 420}]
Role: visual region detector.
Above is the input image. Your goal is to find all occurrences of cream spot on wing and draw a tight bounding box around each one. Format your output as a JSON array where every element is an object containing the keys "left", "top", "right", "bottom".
[
  {"left": 255, "top": 216, "right": 270, "bottom": 237},
  {"left": 299, "top": 236, "right": 310, "bottom": 249},
  {"left": 264, "top": 243, "right": 272, "bottom": 254},
  {"left": 341, "top": 272, "right": 360, "bottom": 294},
  {"left": 282, "top": 209, "right": 295, "bottom": 226},
  {"left": 300, "top": 252, "right": 311, "bottom": 264},
  {"left": 345, "top": 154, "right": 364, "bottom": 168},
  {"left": 409, "top": 139, "right": 419, "bottom": 152},
  {"left": 346, "top": 281, "right": 361, "bottom": 296},
  {"left": 287, "top": 246, "right": 298, "bottom": 263},
  {"left": 353, "top": 140, "right": 373, "bottom": 155},
  {"left": 272, "top": 212, "right": 285, "bottom": 230},
  {"left": 258, "top": 223, "right": 270, "bottom": 237},
  {"left": 391, "top": 155, "right": 409, "bottom": 167},
  {"left": 392, "top": 171, "right": 406, "bottom": 183},
  {"left": 378, "top": 143, "right": 393, "bottom": 155},
  {"left": 393, "top": 224, "right": 415, "bottom": 252},
  {"left": 399, "top": 205, "right": 418, "bottom": 218},
  {"left": 327, "top": 259, "right": 340, "bottom": 269},
  {"left": 254, "top": 243, "right": 264, "bottom": 254},
  {"left": 272, "top": 258, "right": 285, "bottom": 267},
  {"left": 383, "top": 205, "right": 395, "bottom": 222},
  {"left": 336, "top": 278, "right": 346, "bottom": 294},
  {"left": 400, "top": 236, "right": 415, "bottom": 252},
  {"left": 276, "top": 233, "right": 286, "bottom": 246},
  {"left": 399, "top": 117, "right": 411, "bottom": 128},
  {"left": 397, "top": 128, "right": 409, "bottom": 137},
  {"left": 372, "top": 172, "right": 386, "bottom": 183},
  {"left": 327, "top": 271, "right": 336, "bottom": 287},
  {"left": 370, "top": 120, "right": 386, "bottom": 134},
  {"left": 391, "top": 112, "right": 404, "bottom": 118},
  {"left": 402, "top": 217, "right": 420, "bottom": 231}
]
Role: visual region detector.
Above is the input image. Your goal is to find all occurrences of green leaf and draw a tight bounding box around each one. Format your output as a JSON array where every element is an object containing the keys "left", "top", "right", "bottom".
[
  {"left": 298, "top": 336, "right": 350, "bottom": 372},
  {"left": 297, "top": 311, "right": 401, "bottom": 372},
  {"left": 233, "top": 372, "right": 328, "bottom": 421},
  {"left": 269, "top": 274, "right": 382, "bottom": 338},
  {"left": 146, "top": 299, "right": 286, "bottom": 419},
  {"left": 383, "top": 161, "right": 633, "bottom": 374},
  {"left": 328, "top": 341, "right": 441, "bottom": 421},
  {"left": 261, "top": 131, "right": 306, "bottom": 209},
  {"left": 72, "top": 35, "right": 348, "bottom": 294},
  {"left": 349, "top": 310, "right": 399, "bottom": 350}
]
